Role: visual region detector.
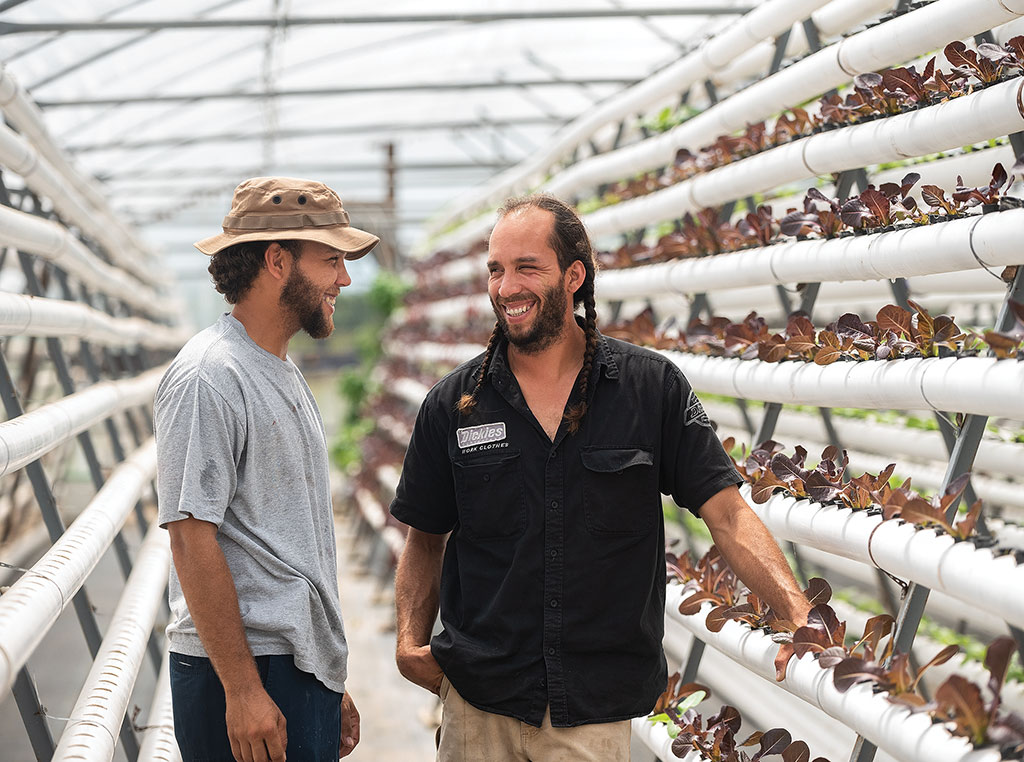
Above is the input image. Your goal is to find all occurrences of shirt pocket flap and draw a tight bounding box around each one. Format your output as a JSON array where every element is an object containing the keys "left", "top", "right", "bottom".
[{"left": 580, "top": 446, "right": 653, "bottom": 473}]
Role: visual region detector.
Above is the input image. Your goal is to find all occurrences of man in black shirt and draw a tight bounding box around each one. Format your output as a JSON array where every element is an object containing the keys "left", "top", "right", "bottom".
[{"left": 391, "top": 195, "right": 810, "bottom": 760}]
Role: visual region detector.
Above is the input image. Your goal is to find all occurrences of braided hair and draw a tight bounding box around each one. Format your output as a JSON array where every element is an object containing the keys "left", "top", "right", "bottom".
[{"left": 456, "top": 194, "right": 599, "bottom": 434}]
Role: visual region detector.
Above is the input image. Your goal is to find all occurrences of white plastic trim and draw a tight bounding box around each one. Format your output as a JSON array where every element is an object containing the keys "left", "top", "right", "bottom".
[
  {"left": 594, "top": 209, "right": 1024, "bottom": 300},
  {"left": 541, "top": 0, "right": 1024, "bottom": 204},
  {"left": 583, "top": 78, "right": 1024, "bottom": 238},
  {"left": 137, "top": 652, "right": 181, "bottom": 762},
  {"left": 0, "top": 440, "right": 157, "bottom": 695},
  {"left": 745, "top": 485, "right": 1024, "bottom": 629},
  {"left": 0, "top": 366, "right": 165, "bottom": 478},
  {"left": 663, "top": 352, "right": 1024, "bottom": 421},
  {"left": 664, "top": 584, "right": 1002, "bottom": 762},
  {"left": 52, "top": 526, "right": 170, "bottom": 762},
  {"left": 425, "top": 0, "right": 838, "bottom": 239},
  {"left": 0, "top": 203, "right": 175, "bottom": 319},
  {"left": 0, "top": 292, "right": 188, "bottom": 349}
]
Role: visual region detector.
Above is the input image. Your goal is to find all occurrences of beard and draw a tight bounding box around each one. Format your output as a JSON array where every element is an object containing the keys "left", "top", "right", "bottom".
[
  {"left": 280, "top": 264, "right": 332, "bottom": 339},
  {"left": 492, "top": 283, "right": 568, "bottom": 354}
]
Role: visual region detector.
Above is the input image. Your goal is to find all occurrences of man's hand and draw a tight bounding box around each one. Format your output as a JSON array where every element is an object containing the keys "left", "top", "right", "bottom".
[
  {"left": 225, "top": 685, "right": 287, "bottom": 762},
  {"left": 339, "top": 692, "right": 360, "bottom": 758},
  {"left": 396, "top": 644, "right": 444, "bottom": 694}
]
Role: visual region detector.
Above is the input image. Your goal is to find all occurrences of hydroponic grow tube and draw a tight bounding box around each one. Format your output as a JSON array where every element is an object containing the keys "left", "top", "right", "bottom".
[
  {"left": 663, "top": 585, "right": 1002, "bottom": 762},
  {"left": 593, "top": 208, "right": 1024, "bottom": 300},
  {"left": 51, "top": 526, "right": 170, "bottom": 762},
  {"left": 743, "top": 485, "right": 1024, "bottom": 629},
  {"left": 0, "top": 366, "right": 164, "bottom": 478},
  {"left": 0, "top": 292, "right": 187, "bottom": 350}
]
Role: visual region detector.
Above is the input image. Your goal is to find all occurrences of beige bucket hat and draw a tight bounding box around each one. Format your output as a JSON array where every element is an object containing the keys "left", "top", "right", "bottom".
[{"left": 195, "top": 176, "right": 380, "bottom": 260}]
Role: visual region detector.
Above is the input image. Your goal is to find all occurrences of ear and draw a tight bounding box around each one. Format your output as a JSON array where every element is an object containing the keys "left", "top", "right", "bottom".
[
  {"left": 565, "top": 259, "right": 586, "bottom": 296},
  {"left": 263, "top": 242, "right": 291, "bottom": 282}
]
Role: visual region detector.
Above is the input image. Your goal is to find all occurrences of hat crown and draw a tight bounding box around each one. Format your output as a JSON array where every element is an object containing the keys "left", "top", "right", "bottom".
[{"left": 222, "top": 176, "right": 350, "bottom": 231}]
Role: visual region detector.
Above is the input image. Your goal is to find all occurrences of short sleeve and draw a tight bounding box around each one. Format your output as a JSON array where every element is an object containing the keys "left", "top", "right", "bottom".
[
  {"left": 389, "top": 390, "right": 458, "bottom": 534},
  {"left": 659, "top": 367, "right": 742, "bottom": 516},
  {"left": 154, "top": 375, "right": 244, "bottom": 528}
]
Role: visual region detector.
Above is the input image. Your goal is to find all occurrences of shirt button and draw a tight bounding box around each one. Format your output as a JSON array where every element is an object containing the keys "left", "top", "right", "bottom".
[
  {"left": 549, "top": 450, "right": 556, "bottom": 459},
  {"left": 550, "top": 549, "right": 557, "bottom": 558},
  {"left": 483, "top": 474, "right": 490, "bottom": 482},
  {"left": 550, "top": 599, "right": 558, "bottom": 608},
  {"left": 548, "top": 647, "right": 555, "bottom": 655},
  {"left": 550, "top": 500, "right": 558, "bottom": 509}
]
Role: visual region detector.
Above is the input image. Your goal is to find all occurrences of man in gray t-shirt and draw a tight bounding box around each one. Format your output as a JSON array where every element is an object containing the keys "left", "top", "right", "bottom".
[{"left": 155, "top": 177, "right": 378, "bottom": 762}]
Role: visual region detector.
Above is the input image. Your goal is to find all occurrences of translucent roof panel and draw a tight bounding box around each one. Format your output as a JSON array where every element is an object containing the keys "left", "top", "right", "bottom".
[{"left": 0, "top": 0, "right": 751, "bottom": 321}]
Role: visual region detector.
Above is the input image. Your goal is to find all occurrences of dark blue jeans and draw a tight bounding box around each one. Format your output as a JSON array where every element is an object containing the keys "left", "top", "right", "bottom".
[{"left": 169, "top": 652, "right": 342, "bottom": 762}]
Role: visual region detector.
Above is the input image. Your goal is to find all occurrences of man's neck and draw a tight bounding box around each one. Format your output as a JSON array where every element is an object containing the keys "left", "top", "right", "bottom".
[
  {"left": 230, "top": 300, "right": 295, "bottom": 360},
  {"left": 507, "top": 319, "right": 587, "bottom": 384}
]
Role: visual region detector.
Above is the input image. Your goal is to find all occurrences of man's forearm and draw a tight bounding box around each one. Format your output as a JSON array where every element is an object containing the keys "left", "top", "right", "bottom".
[
  {"left": 395, "top": 528, "right": 446, "bottom": 650},
  {"left": 168, "top": 518, "right": 260, "bottom": 693},
  {"left": 700, "top": 486, "right": 811, "bottom": 625}
]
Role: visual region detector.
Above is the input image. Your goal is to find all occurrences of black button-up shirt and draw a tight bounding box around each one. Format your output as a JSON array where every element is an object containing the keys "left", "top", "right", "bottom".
[{"left": 390, "top": 331, "right": 740, "bottom": 727}]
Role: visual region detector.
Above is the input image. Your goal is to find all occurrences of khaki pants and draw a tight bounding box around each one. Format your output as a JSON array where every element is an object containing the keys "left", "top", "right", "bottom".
[{"left": 436, "top": 676, "right": 631, "bottom": 761}]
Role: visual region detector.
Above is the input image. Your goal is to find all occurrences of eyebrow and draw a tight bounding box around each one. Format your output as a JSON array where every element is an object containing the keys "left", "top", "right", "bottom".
[{"left": 487, "top": 255, "right": 543, "bottom": 267}]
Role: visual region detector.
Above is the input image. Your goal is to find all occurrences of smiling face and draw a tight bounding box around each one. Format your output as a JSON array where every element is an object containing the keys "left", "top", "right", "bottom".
[
  {"left": 486, "top": 207, "right": 581, "bottom": 354},
  {"left": 278, "top": 241, "right": 351, "bottom": 339}
]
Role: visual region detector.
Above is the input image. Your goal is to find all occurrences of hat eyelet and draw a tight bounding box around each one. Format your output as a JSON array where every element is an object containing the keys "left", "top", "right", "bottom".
[
  {"left": 298, "top": 195, "right": 307, "bottom": 205},
  {"left": 272, "top": 195, "right": 282, "bottom": 204}
]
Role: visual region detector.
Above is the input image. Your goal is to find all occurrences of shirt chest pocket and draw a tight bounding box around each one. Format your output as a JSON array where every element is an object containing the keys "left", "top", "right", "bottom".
[
  {"left": 452, "top": 450, "right": 526, "bottom": 541},
  {"left": 580, "top": 446, "right": 658, "bottom": 535}
]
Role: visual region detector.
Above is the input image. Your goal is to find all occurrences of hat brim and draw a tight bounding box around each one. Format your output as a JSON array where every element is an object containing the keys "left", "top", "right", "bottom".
[{"left": 195, "top": 224, "right": 380, "bottom": 260}]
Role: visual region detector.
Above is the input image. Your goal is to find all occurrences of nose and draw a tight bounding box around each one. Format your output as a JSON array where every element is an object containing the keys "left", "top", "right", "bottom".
[
  {"left": 496, "top": 270, "right": 521, "bottom": 298},
  {"left": 336, "top": 259, "right": 352, "bottom": 288}
]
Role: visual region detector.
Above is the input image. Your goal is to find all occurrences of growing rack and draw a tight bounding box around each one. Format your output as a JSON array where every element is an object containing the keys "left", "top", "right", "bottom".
[{"left": 358, "top": 2, "right": 1024, "bottom": 760}]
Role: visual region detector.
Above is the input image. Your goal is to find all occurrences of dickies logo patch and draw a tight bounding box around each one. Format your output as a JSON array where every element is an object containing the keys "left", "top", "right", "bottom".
[
  {"left": 457, "top": 422, "right": 507, "bottom": 449},
  {"left": 684, "top": 390, "right": 712, "bottom": 428}
]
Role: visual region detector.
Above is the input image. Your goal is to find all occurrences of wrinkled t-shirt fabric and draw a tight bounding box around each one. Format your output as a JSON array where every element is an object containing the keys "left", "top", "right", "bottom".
[{"left": 155, "top": 313, "right": 347, "bottom": 693}]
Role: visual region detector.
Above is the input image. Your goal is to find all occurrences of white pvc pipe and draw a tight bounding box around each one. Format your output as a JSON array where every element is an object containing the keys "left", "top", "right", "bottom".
[
  {"left": 0, "top": 292, "right": 188, "bottom": 349},
  {"left": 0, "top": 440, "right": 157, "bottom": 695},
  {"left": 0, "top": 204, "right": 174, "bottom": 319},
  {"left": 747, "top": 485, "right": 1024, "bottom": 629},
  {"left": 0, "top": 366, "right": 164, "bottom": 478},
  {"left": 664, "top": 352, "right": 1024, "bottom": 421},
  {"left": 136, "top": 651, "right": 181, "bottom": 762},
  {"left": 703, "top": 401, "right": 1024, "bottom": 478},
  {"left": 631, "top": 714, "right": 704, "bottom": 762},
  {"left": 52, "top": 526, "right": 170, "bottom": 762},
  {"left": 390, "top": 377, "right": 431, "bottom": 408},
  {"left": 384, "top": 340, "right": 481, "bottom": 368},
  {"left": 584, "top": 78, "right": 1024, "bottom": 237},
  {"left": 594, "top": 209, "right": 1024, "bottom": 299},
  {"left": 424, "top": 0, "right": 838, "bottom": 240},
  {"left": 664, "top": 584, "right": 1001, "bottom": 762}
]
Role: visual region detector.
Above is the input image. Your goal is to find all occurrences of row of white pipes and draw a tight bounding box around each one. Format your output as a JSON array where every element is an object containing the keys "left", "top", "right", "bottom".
[
  {"left": 0, "top": 202, "right": 176, "bottom": 320},
  {"left": 0, "top": 65, "right": 160, "bottom": 288},
  {"left": 430, "top": 0, "right": 1024, "bottom": 253},
  {"left": 428, "top": 0, "right": 897, "bottom": 236},
  {"left": 0, "top": 440, "right": 157, "bottom": 696},
  {"left": 585, "top": 78, "right": 1024, "bottom": 238},
  {"left": 387, "top": 338, "right": 1024, "bottom": 422}
]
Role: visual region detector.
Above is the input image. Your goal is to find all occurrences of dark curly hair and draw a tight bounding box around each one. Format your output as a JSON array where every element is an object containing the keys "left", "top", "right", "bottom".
[
  {"left": 208, "top": 239, "right": 301, "bottom": 304},
  {"left": 457, "top": 194, "right": 599, "bottom": 434}
]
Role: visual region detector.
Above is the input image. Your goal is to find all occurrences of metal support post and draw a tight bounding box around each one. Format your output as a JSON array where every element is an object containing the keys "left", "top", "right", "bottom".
[
  {"left": 769, "top": 28, "right": 792, "bottom": 75},
  {"left": 12, "top": 668, "right": 56, "bottom": 760}
]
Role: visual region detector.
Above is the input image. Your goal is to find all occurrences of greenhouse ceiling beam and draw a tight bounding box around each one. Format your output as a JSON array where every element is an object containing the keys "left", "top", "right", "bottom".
[
  {"left": 36, "top": 78, "right": 637, "bottom": 108},
  {"left": 67, "top": 117, "right": 567, "bottom": 153},
  {"left": 98, "top": 160, "right": 515, "bottom": 181},
  {"left": 0, "top": 8, "right": 755, "bottom": 35}
]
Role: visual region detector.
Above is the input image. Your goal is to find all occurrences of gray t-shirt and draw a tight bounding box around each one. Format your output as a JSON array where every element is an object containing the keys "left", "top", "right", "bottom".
[{"left": 155, "top": 313, "right": 347, "bottom": 693}]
